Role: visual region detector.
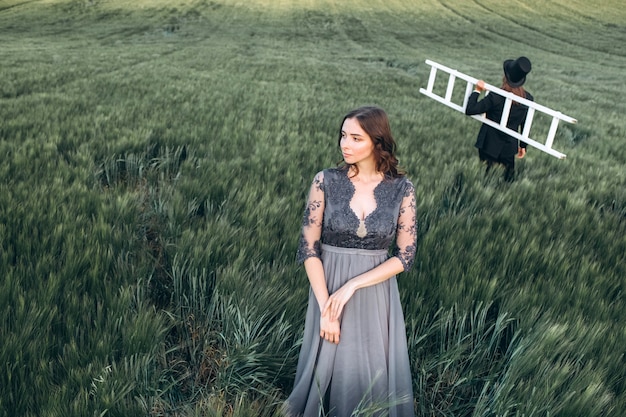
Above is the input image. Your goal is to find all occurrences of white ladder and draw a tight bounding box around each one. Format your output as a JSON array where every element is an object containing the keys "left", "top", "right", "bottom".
[{"left": 419, "top": 59, "right": 577, "bottom": 159}]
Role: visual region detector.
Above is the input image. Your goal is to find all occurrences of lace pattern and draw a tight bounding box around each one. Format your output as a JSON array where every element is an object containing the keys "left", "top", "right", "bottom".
[{"left": 297, "top": 167, "right": 417, "bottom": 271}]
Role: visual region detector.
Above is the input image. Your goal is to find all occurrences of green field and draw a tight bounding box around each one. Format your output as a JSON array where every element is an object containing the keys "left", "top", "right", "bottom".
[{"left": 1, "top": 0, "right": 624, "bottom": 416}]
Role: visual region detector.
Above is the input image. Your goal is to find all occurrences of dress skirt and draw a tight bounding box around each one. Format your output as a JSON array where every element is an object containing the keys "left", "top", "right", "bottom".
[{"left": 285, "top": 244, "right": 415, "bottom": 417}]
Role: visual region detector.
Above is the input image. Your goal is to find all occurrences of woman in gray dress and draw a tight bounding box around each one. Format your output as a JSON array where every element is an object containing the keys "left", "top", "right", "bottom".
[{"left": 285, "top": 106, "right": 417, "bottom": 417}]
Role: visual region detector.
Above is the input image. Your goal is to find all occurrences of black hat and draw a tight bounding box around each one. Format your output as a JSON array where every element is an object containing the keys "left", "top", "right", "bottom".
[{"left": 503, "top": 56, "right": 532, "bottom": 87}]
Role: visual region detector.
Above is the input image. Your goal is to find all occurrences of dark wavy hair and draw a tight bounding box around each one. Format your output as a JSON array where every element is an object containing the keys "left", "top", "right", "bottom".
[
  {"left": 337, "top": 106, "right": 404, "bottom": 178},
  {"left": 501, "top": 76, "right": 527, "bottom": 106}
]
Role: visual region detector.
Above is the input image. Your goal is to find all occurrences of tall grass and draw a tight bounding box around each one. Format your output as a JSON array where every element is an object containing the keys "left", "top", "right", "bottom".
[{"left": 0, "top": 0, "right": 624, "bottom": 416}]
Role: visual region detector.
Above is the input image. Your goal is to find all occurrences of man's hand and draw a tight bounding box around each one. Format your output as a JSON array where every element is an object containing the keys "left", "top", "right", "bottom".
[{"left": 517, "top": 147, "right": 526, "bottom": 159}]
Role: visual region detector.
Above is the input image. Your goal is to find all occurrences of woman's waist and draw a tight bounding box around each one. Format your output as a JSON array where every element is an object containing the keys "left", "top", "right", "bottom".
[{"left": 321, "top": 243, "right": 388, "bottom": 256}]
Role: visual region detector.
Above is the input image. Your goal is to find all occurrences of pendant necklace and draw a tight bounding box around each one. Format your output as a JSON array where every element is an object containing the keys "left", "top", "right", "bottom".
[{"left": 356, "top": 217, "right": 367, "bottom": 238}]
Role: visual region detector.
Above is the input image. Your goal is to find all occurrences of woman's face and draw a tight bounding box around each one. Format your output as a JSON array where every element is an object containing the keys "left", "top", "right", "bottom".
[{"left": 340, "top": 117, "right": 375, "bottom": 166}]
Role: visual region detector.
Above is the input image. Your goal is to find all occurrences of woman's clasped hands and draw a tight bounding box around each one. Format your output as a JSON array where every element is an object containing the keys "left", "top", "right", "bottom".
[
  {"left": 319, "top": 282, "right": 357, "bottom": 344},
  {"left": 319, "top": 313, "right": 340, "bottom": 344}
]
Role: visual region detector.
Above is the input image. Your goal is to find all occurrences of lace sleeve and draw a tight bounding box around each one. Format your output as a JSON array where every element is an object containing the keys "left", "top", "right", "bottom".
[
  {"left": 296, "top": 171, "right": 325, "bottom": 263},
  {"left": 393, "top": 179, "right": 417, "bottom": 272}
]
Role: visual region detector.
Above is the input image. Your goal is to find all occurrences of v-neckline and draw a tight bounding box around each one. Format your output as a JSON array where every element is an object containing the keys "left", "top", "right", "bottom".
[{"left": 344, "top": 171, "right": 384, "bottom": 223}]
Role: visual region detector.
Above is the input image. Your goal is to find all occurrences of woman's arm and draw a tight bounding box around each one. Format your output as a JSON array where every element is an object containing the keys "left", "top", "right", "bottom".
[
  {"left": 297, "top": 171, "right": 342, "bottom": 344},
  {"left": 324, "top": 257, "right": 405, "bottom": 322},
  {"left": 465, "top": 80, "right": 503, "bottom": 116},
  {"left": 303, "top": 257, "right": 329, "bottom": 312},
  {"left": 304, "top": 257, "right": 341, "bottom": 344},
  {"left": 298, "top": 171, "right": 328, "bottom": 308}
]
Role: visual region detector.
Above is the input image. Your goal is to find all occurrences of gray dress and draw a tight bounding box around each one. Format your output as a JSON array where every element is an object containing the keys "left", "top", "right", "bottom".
[{"left": 285, "top": 167, "right": 417, "bottom": 417}]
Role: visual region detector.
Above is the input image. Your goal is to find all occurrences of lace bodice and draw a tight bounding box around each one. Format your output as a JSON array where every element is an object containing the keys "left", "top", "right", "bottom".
[{"left": 297, "top": 167, "right": 417, "bottom": 271}]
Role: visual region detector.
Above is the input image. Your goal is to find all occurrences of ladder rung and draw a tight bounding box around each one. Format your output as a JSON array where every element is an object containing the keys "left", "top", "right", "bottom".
[
  {"left": 522, "top": 107, "right": 535, "bottom": 139},
  {"left": 445, "top": 73, "right": 456, "bottom": 102},
  {"left": 546, "top": 117, "right": 561, "bottom": 149},
  {"left": 500, "top": 98, "right": 513, "bottom": 128},
  {"left": 426, "top": 65, "right": 437, "bottom": 92}
]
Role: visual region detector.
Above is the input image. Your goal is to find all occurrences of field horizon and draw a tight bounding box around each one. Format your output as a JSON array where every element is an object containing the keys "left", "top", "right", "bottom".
[{"left": 1, "top": 0, "right": 624, "bottom": 416}]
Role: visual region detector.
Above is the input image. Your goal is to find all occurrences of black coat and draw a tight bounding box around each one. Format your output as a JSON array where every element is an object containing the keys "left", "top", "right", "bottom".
[{"left": 465, "top": 90, "right": 534, "bottom": 159}]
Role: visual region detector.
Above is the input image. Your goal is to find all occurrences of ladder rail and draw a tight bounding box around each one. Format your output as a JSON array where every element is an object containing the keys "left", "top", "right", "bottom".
[
  {"left": 422, "top": 60, "right": 577, "bottom": 124},
  {"left": 467, "top": 113, "right": 566, "bottom": 159},
  {"left": 418, "top": 59, "right": 577, "bottom": 160}
]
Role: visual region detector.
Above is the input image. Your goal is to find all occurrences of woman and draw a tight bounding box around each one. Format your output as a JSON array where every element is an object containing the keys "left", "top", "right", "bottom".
[
  {"left": 284, "top": 106, "right": 416, "bottom": 417},
  {"left": 465, "top": 56, "right": 534, "bottom": 182}
]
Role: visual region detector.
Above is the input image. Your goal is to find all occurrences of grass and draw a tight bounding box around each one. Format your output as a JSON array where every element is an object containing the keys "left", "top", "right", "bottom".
[{"left": 0, "top": 0, "right": 624, "bottom": 416}]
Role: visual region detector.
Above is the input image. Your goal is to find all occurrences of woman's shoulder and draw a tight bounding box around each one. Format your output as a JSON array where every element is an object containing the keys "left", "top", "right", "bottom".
[
  {"left": 398, "top": 175, "right": 415, "bottom": 191},
  {"left": 487, "top": 91, "right": 506, "bottom": 103},
  {"left": 388, "top": 171, "right": 412, "bottom": 183},
  {"left": 320, "top": 166, "right": 348, "bottom": 179},
  {"left": 386, "top": 174, "right": 415, "bottom": 194},
  {"left": 308, "top": 167, "right": 347, "bottom": 186}
]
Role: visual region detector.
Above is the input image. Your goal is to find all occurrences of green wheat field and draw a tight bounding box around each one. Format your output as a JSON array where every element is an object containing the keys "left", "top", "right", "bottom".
[{"left": 1, "top": 0, "right": 624, "bottom": 416}]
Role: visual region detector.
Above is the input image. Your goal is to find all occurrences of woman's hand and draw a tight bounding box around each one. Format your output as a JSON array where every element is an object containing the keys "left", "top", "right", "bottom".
[
  {"left": 517, "top": 147, "right": 526, "bottom": 159},
  {"left": 323, "top": 281, "right": 357, "bottom": 322},
  {"left": 320, "top": 313, "right": 341, "bottom": 344},
  {"left": 475, "top": 80, "right": 486, "bottom": 93}
]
